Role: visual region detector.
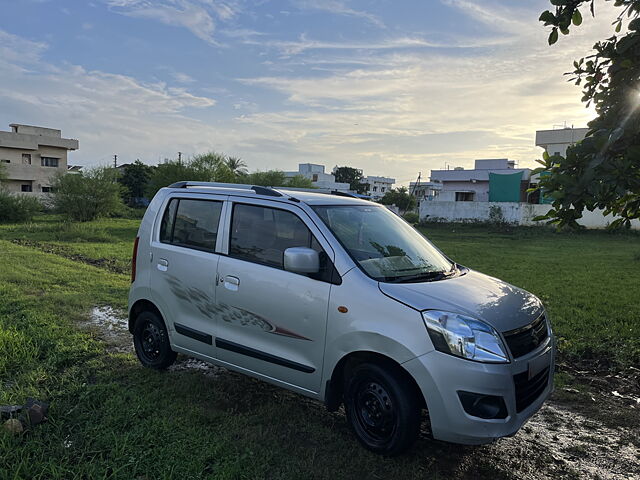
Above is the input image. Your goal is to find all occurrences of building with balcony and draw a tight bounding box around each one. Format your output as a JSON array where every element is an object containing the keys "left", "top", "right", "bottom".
[
  {"left": 0, "top": 124, "right": 79, "bottom": 194},
  {"left": 363, "top": 175, "right": 395, "bottom": 200}
]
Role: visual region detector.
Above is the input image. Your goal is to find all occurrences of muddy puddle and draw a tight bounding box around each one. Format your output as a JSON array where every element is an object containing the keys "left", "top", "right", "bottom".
[{"left": 85, "top": 305, "right": 640, "bottom": 479}]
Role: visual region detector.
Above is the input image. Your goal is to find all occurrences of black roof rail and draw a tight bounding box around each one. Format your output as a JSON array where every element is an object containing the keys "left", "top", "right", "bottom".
[{"left": 168, "top": 181, "right": 282, "bottom": 197}]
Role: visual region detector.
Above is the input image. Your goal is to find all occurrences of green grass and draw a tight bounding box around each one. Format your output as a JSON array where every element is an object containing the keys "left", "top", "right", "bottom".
[{"left": 0, "top": 216, "right": 639, "bottom": 479}]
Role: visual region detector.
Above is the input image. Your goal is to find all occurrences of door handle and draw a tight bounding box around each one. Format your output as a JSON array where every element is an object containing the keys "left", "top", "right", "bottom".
[
  {"left": 223, "top": 275, "right": 240, "bottom": 291},
  {"left": 157, "top": 258, "right": 169, "bottom": 272}
]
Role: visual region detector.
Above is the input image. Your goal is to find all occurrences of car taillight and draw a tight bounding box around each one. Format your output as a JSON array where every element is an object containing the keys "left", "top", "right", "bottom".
[{"left": 131, "top": 236, "right": 139, "bottom": 283}]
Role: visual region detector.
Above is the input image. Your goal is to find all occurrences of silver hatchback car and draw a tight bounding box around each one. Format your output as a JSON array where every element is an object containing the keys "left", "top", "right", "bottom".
[{"left": 128, "top": 181, "right": 555, "bottom": 455}]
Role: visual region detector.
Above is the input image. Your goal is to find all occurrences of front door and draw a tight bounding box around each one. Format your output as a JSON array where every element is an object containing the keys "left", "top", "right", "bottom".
[
  {"left": 149, "top": 195, "right": 225, "bottom": 357},
  {"left": 215, "top": 200, "right": 334, "bottom": 393}
]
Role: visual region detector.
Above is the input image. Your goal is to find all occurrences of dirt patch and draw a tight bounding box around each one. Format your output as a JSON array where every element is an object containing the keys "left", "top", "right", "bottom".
[
  {"left": 84, "top": 304, "right": 640, "bottom": 479},
  {"left": 11, "top": 239, "right": 128, "bottom": 274}
]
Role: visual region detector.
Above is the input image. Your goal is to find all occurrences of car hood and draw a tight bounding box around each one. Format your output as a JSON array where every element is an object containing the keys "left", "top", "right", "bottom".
[{"left": 378, "top": 269, "right": 543, "bottom": 332}]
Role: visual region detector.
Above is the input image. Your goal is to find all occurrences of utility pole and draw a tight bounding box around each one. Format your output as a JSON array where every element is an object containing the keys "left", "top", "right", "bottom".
[
  {"left": 113, "top": 155, "right": 117, "bottom": 168},
  {"left": 178, "top": 152, "right": 182, "bottom": 165}
]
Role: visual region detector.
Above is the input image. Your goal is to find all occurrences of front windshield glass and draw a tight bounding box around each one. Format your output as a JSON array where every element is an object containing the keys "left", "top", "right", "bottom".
[{"left": 312, "top": 205, "right": 453, "bottom": 282}]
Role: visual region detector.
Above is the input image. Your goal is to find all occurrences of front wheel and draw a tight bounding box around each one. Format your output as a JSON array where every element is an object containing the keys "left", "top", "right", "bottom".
[
  {"left": 133, "top": 311, "right": 177, "bottom": 369},
  {"left": 344, "top": 362, "right": 421, "bottom": 455}
]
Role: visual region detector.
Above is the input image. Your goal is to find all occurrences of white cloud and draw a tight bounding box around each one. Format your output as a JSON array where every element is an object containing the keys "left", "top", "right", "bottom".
[
  {"left": 104, "top": 0, "right": 240, "bottom": 43},
  {"left": 290, "top": 0, "right": 385, "bottom": 28}
]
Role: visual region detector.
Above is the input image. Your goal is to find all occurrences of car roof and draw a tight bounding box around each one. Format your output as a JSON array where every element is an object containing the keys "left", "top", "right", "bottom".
[{"left": 163, "top": 182, "right": 376, "bottom": 207}]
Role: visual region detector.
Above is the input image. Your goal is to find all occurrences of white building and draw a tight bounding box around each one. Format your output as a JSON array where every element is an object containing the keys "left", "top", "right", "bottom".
[
  {"left": 285, "top": 163, "right": 351, "bottom": 191},
  {"left": 535, "top": 127, "right": 588, "bottom": 157},
  {"left": 0, "top": 123, "right": 78, "bottom": 194},
  {"left": 364, "top": 175, "right": 395, "bottom": 200},
  {"left": 430, "top": 159, "right": 531, "bottom": 203},
  {"left": 409, "top": 181, "right": 442, "bottom": 201}
]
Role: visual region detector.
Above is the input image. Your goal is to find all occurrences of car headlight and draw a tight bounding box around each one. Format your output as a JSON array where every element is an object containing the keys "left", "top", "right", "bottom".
[{"left": 422, "top": 310, "right": 509, "bottom": 363}]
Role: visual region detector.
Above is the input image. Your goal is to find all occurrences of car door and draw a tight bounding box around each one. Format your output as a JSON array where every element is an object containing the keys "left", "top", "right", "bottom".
[
  {"left": 149, "top": 194, "right": 226, "bottom": 358},
  {"left": 215, "top": 199, "right": 337, "bottom": 393}
]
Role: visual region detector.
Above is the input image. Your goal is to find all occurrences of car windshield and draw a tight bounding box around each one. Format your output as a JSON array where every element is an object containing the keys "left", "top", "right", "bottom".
[{"left": 312, "top": 205, "right": 453, "bottom": 282}]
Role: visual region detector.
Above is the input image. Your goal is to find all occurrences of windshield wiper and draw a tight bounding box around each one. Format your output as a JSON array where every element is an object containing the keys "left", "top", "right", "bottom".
[{"left": 384, "top": 264, "right": 459, "bottom": 284}]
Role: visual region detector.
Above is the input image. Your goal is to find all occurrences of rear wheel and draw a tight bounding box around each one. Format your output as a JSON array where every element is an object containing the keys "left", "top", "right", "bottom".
[
  {"left": 133, "top": 311, "right": 177, "bottom": 369},
  {"left": 344, "top": 362, "right": 421, "bottom": 455}
]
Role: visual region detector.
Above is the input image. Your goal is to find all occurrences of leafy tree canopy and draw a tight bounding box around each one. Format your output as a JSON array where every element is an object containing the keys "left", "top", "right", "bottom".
[
  {"left": 333, "top": 166, "right": 368, "bottom": 193},
  {"left": 537, "top": 0, "right": 640, "bottom": 228},
  {"left": 52, "top": 166, "right": 124, "bottom": 222},
  {"left": 119, "top": 159, "right": 154, "bottom": 202},
  {"left": 379, "top": 186, "right": 417, "bottom": 211}
]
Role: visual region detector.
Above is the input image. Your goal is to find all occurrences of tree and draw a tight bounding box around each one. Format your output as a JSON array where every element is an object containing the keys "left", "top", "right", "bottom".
[
  {"left": 52, "top": 166, "right": 124, "bottom": 221},
  {"left": 246, "top": 170, "right": 288, "bottom": 186},
  {"left": 537, "top": 1, "right": 640, "bottom": 228},
  {"left": 285, "top": 174, "right": 314, "bottom": 188},
  {"left": 225, "top": 156, "right": 248, "bottom": 176},
  {"left": 379, "top": 187, "right": 416, "bottom": 212},
  {"left": 119, "top": 160, "right": 154, "bottom": 204},
  {"left": 334, "top": 166, "right": 368, "bottom": 193},
  {"left": 146, "top": 152, "right": 237, "bottom": 198}
]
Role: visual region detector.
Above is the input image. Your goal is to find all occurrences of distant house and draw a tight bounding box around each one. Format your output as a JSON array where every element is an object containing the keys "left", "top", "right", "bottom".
[
  {"left": 363, "top": 175, "right": 395, "bottom": 200},
  {"left": 430, "top": 159, "right": 532, "bottom": 203},
  {"left": 0, "top": 123, "right": 79, "bottom": 194},
  {"left": 409, "top": 181, "right": 442, "bottom": 201},
  {"left": 285, "top": 163, "right": 351, "bottom": 191},
  {"left": 535, "top": 127, "right": 588, "bottom": 158}
]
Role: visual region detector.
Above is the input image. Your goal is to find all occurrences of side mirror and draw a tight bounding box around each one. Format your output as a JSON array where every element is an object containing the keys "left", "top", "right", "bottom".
[{"left": 284, "top": 247, "right": 320, "bottom": 274}]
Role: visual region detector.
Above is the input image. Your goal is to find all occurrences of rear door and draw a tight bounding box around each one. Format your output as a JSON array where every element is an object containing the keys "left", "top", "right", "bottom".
[
  {"left": 215, "top": 199, "right": 337, "bottom": 393},
  {"left": 149, "top": 194, "right": 226, "bottom": 358}
]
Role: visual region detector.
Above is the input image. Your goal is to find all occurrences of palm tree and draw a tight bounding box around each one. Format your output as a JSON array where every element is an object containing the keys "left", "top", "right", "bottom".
[{"left": 225, "top": 156, "right": 248, "bottom": 176}]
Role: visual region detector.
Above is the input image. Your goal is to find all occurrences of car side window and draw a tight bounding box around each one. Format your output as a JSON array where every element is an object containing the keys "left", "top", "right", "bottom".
[
  {"left": 229, "top": 203, "right": 339, "bottom": 283},
  {"left": 160, "top": 198, "right": 223, "bottom": 252}
]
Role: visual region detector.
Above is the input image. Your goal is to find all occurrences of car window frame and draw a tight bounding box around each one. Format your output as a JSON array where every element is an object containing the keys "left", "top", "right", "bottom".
[
  {"left": 224, "top": 199, "right": 341, "bottom": 284},
  {"left": 156, "top": 195, "right": 226, "bottom": 254}
]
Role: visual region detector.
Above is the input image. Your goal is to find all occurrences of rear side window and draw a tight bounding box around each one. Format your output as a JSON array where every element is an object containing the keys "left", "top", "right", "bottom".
[{"left": 160, "top": 198, "right": 222, "bottom": 252}]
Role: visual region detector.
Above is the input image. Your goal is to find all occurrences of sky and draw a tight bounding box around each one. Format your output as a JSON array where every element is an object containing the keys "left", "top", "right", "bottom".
[{"left": 0, "top": 0, "right": 622, "bottom": 185}]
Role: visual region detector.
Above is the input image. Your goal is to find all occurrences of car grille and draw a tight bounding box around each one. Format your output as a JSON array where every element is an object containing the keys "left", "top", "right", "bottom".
[
  {"left": 503, "top": 314, "right": 549, "bottom": 358},
  {"left": 513, "top": 366, "right": 550, "bottom": 412}
]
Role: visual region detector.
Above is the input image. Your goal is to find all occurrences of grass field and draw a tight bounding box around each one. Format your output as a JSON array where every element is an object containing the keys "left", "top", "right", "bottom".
[{"left": 1, "top": 216, "right": 639, "bottom": 479}]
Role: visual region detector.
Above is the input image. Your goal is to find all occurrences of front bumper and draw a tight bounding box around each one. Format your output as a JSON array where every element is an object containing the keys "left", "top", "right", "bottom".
[{"left": 403, "top": 338, "right": 555, "bottom": 445}]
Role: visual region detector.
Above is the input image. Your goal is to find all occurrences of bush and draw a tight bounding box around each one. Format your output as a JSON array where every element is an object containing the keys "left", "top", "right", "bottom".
[
  {"left": 52, "top": 167, "right": 124, "bottom": 222},
  {"left": 403, "top": 212, "right": 419, "bottom": 224},
  {"left": 0, "top": 190, "right": 42, "bottom": 222}
]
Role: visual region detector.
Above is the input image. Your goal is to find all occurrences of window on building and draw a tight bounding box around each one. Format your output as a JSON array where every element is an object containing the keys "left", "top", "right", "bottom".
[
  {"left": 22, "top": 154, "right": 32, "bottom": 165},
  {"left": 21, "top": 184, "right": 32, "bottom": 192},
  {"left": 159, "top": 198, "right": 223, "bottom": 252},
  {"left": 553, "top": 151, "right": 561, "bottom": 156},
  {"left": 312, "top": 174, "right": 318, "bottom": 182},
  {"left": 41, "top": 186, "right": 52, "bottom": 193},
  {"left": 1, "top": 159, "right": 10, "bottom": 163},
  {"left": 455, "top": 192, "right": 474, "bottom": 202},
  {"left": 373, "top": 186, "right": 378, "bottom": 192},
  {"left": 41, "top": 157, "right": 59, "bottom": 167},
  {"left": 381, "top": 187, "right": 385, "bottom": 192}
]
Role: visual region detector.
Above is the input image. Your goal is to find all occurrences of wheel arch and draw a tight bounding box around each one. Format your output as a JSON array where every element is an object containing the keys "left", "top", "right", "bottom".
[
  {"left": 128, "top": 299, "right": 163, "bottom": 333},
  {"left": 324, "top": 351, "right": 426, "bottom": 412}
]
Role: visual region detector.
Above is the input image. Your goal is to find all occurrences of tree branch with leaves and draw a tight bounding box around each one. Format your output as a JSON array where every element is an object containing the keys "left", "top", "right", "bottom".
[{"left": 537, "top": 0, "right": 640, "bottom": 228}]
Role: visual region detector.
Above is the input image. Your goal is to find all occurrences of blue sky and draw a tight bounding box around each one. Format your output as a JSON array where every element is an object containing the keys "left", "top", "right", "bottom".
[{"left": 0, "top": 0, "right": 619, "bottom": 184}]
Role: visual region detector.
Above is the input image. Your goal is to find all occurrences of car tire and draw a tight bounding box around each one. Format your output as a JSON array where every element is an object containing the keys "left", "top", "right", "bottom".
[
  {"left": 132, "top": 310, "right": 177, "bottom": 370},
  {"left": 344, "top": 361, "right": 421, "bottom": 455}
]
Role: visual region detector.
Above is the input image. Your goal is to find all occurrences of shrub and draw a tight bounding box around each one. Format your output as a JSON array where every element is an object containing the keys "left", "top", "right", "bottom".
[
  {"left": 52, "top": 167, "right": 124, "bottom": 222},
  {"left": 403, "top": 212, "right": 419, "bottom": 224},
  {"left": 0, "top": 190, "right": 42, "bottom": 222}
]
